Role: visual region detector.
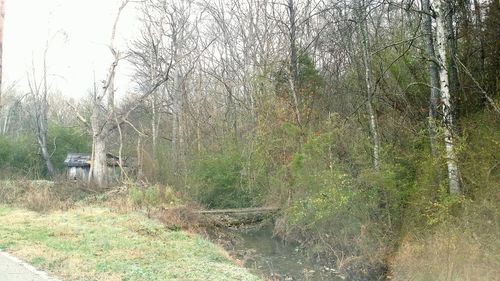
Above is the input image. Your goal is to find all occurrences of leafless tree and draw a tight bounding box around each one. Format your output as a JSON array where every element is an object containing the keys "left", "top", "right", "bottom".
[
  {"left": 26, "top": 42, "right": 55, "bottom": 176},
  {"left": 70, "top": 0, "right": 169, "bottom": 187}
]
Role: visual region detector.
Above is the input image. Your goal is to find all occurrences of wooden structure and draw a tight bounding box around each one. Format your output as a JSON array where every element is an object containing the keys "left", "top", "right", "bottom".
[{"left": 63, "top": 153, "right": 126, "bottom": 182}]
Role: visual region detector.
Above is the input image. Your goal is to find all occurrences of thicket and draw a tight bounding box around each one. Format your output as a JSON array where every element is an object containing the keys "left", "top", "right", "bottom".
[
  {"left": 0, "top": 125, "right": 90, "bottom": 178},
  {"left": 0, "top": 0, "right": 498, "bottom": 280}
]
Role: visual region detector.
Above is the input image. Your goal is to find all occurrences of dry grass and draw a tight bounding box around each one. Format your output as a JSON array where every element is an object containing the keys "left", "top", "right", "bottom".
[
  {"left": 0, "top": 180, "right": 72, "bottom": 212},
  {"left": 156, "top": 204, "right": 208, "bottom": 232},
  {"left": 389, "top": 197, "right": 500, "bottom": 281}
]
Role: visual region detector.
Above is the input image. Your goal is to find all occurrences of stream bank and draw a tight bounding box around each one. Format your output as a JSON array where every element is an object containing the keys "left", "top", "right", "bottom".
[{"left": 208, "top": 222, "right": 343, "bottom": 281}]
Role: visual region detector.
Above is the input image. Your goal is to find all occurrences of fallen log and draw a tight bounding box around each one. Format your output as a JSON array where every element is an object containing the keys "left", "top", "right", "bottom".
[
  {"left": 195, "top": 206, "right": 280, "bottom": 227},
  {"left": 196, "top": 206, "right": 280, "bottom": 215}
]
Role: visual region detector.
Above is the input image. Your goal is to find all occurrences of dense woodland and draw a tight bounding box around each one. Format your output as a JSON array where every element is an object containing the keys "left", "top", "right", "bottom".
[{"left": 0, "top": 0, "right": 498, "bottom": 280}]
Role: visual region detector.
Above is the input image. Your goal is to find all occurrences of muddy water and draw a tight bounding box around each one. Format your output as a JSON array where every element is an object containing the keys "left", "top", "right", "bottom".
[{"left": 221, "top": 224, "right": 343, "bottom": 281}]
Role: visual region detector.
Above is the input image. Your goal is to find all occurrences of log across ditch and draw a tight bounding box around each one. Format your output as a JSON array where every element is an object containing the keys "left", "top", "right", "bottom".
[{"left": 196, "top": 207, "right": 280, "bottom": 226}]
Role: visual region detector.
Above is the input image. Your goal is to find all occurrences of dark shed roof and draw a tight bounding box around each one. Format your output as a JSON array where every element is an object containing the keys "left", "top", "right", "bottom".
[
  {"left": 64, "top": 153, "right": 128, "bottom": 168},
  {"left": 64, "top": 153, "right": 91, "bottom": 167}
]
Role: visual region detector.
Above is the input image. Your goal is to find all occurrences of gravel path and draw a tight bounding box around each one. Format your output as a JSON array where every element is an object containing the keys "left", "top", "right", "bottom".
[{"left": 0, "top": 251, "right": 59, "bottom": 281}]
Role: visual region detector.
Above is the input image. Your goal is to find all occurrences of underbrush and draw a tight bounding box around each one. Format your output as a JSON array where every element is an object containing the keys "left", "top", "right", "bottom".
[
  {"left": 0, "top": 180, "right": 77, "bottom": 212},
  {"left": 269, "top": 113, "right": 500, "bottom": 281},
  {"left": 389, "top": 113, "right": 500, "bottom": 281},
  {"left": 266, "top": 122, "right": 406, "bottom": 280},
  {"left": 0, "top": 180, "right": 184, "bottom": 214},
  {"left": 156, "top": 205, "right": 207, "bottom": 232},
  {"left": 0, "top": 180, "right": 209, "bottom": 233},
  {"left": 390, "top": 194, "right": 500, "bottom": 281},
  {"left": 274, "top": 172, "right": 393, "bottom": 280},
  {"left": 190, "top": 147, "right": 261, "bottom": 209}
]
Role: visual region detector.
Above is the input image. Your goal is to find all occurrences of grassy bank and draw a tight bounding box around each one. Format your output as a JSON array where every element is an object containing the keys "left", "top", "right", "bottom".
[{"left": 0, "top": 205, "right": 260, "bottom": 281}]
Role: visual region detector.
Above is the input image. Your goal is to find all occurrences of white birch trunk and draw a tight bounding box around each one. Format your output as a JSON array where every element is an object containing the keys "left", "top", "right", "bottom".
[
  {"left": 357, "top": 0, "right": 381, "bottom": 170},
  {"left": 435, "top": 0, "right": 460, "bottom": 194},
  {"left": 151, "top": 96, "right": 157, "bottom": 153}
]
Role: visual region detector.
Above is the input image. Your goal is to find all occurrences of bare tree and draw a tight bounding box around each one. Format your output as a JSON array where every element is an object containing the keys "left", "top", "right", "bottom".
[
  {"left": 71, "top": 0, "right": 174, "bottom": 187},
  {"left": 26, "top": 44, "right": 55, "bottom": 176},
  {"left": 130, "top": 0, "right": 202, "bottom": 178},
  {"left": 85, "top": 1, "right": 129, "bottom": 187}
]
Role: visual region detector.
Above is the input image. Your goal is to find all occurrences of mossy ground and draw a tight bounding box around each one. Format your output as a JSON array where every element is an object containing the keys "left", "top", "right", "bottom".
[{"left": 0, "top": 205, "right": 260, "bottom": 281}]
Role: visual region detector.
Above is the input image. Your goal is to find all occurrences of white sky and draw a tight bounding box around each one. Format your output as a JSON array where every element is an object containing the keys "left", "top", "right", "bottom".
[{"left": 3, "top": 0, "right": 141, "bottom": 99}]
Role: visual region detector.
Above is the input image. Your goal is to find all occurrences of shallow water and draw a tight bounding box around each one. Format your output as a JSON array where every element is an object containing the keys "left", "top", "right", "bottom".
[{"left": 224, "top": 224, "right": 343, "bottom": 281}]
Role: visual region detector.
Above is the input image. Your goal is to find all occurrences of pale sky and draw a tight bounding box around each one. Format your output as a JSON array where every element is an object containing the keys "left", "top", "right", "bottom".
[{"left": 3, "top": 0, "right": 141, "bottom": 99}]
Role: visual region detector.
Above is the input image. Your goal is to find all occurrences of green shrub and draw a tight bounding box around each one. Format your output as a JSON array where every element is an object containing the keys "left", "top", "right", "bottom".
[
  {"left": 0, "top": 135, "right": 44, "bottom": 178},
  {"left": 191, "top": 149, "right": 255, "bottom": 208},
  {"left": 272, "top": 124, "right": 411, "bottom": 280},
  {"left": 48, "top": 124, "right": 91, "bottom": 171},
  {"left": 129, "top": 185, "right": 145, "bottom": 207},
  {"left": 0, "top": 125, "right": 89, "bottom": 179},
  {"left": 276, "top": 170, "right": 389, "bottom": 280}
]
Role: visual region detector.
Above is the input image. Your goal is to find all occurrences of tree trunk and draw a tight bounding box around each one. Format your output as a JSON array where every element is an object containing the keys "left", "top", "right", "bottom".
[
  {"left": 87, "top": 0, "right": 128, "bottom": 188},
  {"left": 473, "top": 0, "right": 485, "bottom": 71},
  {"left": 287, "top": 0, "right": 302, "bottom": 126},
  {"left": 38, "top": 135, "right": 55, "bottom": 176},
  {"left": 89, "top": 91, "right": 108, "bottom": 187},
  {"left": 436, "top": 0, "right": 461, "bottom": 194},
  {"left": 2, "top": 104, "right": 10, "bottom": 134},
  {"left": 171, "top": 67, "right": 182, "bottom": 170},
  {"left": 446, "top": 0, "right": 460, "bottom": 114},
  {"left": 150, "top": 47, "right": 159, "bottom": 155},
  {"left": 92, "top": 134, "right": 107, "bottom": 187},
  {"left": 151, "top": 95, "right": 157, "bottom": 154},
  {"left": 0, "top": 0, "right": 4, "bottom": 108},
  {"left": 26, "top": 39, "right": 55, "bottom": 177},
  {"left": 421, "top": 0, "right": 441, "bottom": 157},
  {"left": 357, "top": 0, "right": 381, "bottom": 170}
]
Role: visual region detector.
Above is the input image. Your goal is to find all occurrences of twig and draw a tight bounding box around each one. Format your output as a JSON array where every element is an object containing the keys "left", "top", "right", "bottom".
[
  {"left": 455, "top": 56, "right": 500, "bottom": 114},
  {"left": 66, "top": 101, "right": 90, "bottom": 128}
]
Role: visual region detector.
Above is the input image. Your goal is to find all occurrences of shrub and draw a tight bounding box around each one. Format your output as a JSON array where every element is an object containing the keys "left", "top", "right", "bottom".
[
  {"left": 191, "top": 149, "right": 255, "bottom": 209},
  {"left": 390, "top": 195, "right": 500, "bottom": 281},
  {"left": 128, "top": 184, "right": 180, "bottom": 210},
  {"left": 0, "top": 135, "right": 44, "bottom": 178},
  {"left": 48, "top": 124, "right": 91, "bottom": 171},
  {"left": 272, "top": 125, "right": 408, "bottom": 280},
  {"left": 23, "top": 185, "right": 59, "bottom": 212},
  {"left": 0, "top": 180, "right": 64, "bottom": 212},
  {"left": 275, "top": 172, "right": 389, "bottom": 280},
  {"left": 0, "top": 181, "right": 25, "bottom": 204}
]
